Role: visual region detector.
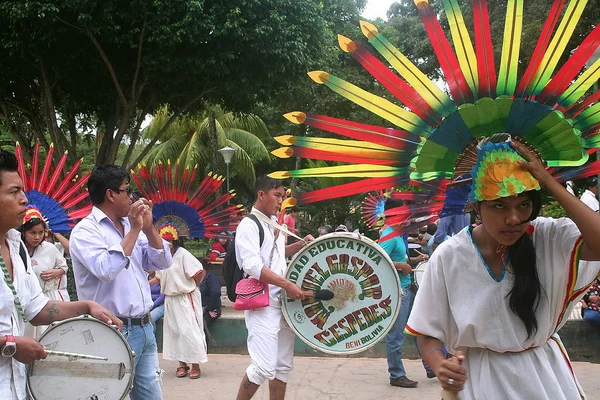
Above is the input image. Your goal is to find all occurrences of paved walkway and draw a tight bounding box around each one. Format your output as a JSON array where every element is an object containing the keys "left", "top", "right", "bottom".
[{"left": 160, "top": 354, "right": 600, "bottom": 399}]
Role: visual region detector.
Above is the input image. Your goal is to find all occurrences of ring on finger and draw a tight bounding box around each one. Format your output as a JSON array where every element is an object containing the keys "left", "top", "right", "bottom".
[{"left": 448, "top": 378, "right": 455, "bottom": 385}]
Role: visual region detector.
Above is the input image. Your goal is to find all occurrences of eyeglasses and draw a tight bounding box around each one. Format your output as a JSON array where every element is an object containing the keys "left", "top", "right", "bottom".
[{"left": 112, "top": 187, "right": 134, "bottom": 196}]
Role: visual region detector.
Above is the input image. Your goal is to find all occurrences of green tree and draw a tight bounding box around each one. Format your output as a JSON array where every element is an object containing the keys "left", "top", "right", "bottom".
[
  {"left": 143, "top": 107, "right": 271, "bottom": 198},
  {"left": 0, "top": 0, "right": 331, "bottom": 168}
]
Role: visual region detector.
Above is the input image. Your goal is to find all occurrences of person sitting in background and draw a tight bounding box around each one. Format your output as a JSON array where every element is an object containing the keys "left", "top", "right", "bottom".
[
  {"left": 581, "top": 278, "right": 600, "bottom": 326},
  {"left": 318, "top": 225, "right": 333, "bottom": 236},
  {"left": 335, "top": 224, "right": 348, "bottom": 232},
  {"left": 200, "top": 271, "right": 222, "bottom": 324},
  {"left": 209, "top": 231, "right": 230, "bottom": 261}
]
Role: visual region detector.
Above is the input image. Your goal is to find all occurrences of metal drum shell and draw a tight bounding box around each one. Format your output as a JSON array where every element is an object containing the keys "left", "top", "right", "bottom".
[
  {"left": 27, "top": 314, "right": 134, "bottom": 400},
  {"left": 282, "top": 232, "right": 401, "bottom": 355}
]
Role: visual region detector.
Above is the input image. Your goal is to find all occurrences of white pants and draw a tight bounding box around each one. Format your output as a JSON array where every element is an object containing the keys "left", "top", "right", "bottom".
[{"left": 244, "top": 305, "right": 295, "bottom": 385}]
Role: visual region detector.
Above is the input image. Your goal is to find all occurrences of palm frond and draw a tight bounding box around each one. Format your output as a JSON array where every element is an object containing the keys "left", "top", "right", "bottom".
[
  {"left": 225, "top": 139, "right": 257, "bottom": 189},
  {"left": 219, "top": 113, "right": 270, "bottom": 140},
  {"left": 225, "top": 128, "right": 271, "bottom": 163}
]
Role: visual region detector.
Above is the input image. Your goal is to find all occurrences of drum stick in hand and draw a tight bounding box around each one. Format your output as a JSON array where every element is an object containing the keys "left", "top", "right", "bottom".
[
  {"left": 301, "top": 289, "right": 334, "bottom": 301},
  {"left": 441, "top": 355, "right": 462, "bottom": 400},
  {"left": 45, "top": 349, "right": 108, "bottom": 361}
]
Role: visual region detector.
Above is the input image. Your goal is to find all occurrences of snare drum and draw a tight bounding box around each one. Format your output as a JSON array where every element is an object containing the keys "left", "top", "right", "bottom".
[
  {"left": 413, "top": 260, "right": 429, "bottom": 289},
  {"left": 27, "top": 315, "right": 134, "bottom": 400}
]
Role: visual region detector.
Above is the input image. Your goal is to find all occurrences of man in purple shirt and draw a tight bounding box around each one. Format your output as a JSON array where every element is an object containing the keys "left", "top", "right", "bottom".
[{"left": 70, "top": 165, "right": 172, "bottom": 400}]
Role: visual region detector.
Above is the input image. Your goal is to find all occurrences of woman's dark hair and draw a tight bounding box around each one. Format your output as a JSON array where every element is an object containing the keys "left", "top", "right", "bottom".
[
  {"left": 19, "top": 218, "right": 47, "bottom": 246},
  {"left": 505, "top": 190, "right": 543, "bottom": 338},
  {"left": 88, "top": 165, "right": 130, "bottom": 206},
  {"left": 172, "top": 237, "right": 185, "bottom": 250}
]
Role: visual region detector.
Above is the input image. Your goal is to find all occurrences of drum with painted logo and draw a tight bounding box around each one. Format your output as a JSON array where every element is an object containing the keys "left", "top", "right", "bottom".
[
  {"left": 27, "top": 315, "right": 134, "bottom": 400},
  {"left": 282, "top": 232, "right": 401, "bottom": 355}
]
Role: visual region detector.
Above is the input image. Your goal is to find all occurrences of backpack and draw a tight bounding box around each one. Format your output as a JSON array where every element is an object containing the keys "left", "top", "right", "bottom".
[{"left": 222, "top": 214, "right": 264, "bottom": 302}]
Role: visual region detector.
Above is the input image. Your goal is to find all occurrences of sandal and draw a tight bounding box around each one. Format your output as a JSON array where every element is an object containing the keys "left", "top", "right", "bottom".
[
  {"left": 189, "top": 369, "right": 201, "bottom": 379},
  {"left": 176, "top": 366, "right": 189, "bottom": 378}
]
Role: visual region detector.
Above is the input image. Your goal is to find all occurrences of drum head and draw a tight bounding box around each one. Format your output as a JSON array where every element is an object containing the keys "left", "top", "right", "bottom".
[
  {"left": 283, "top": 232, "right": 401, "bottom": 355},
  {"left": 28, "top": 315, "right": 134, "bottom": 400},
  {"left": 414, "top": 260, "right": 428, "bottom": 288}
]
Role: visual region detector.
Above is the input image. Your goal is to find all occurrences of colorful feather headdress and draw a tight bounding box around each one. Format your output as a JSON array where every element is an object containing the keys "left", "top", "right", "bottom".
[
  {"left": 269, "top": 0, "right": 600, "bottom": 228},
  {"left": 131, "top": 162, "right": 244, "bottom": 241},
  {"left": 16, "top": 140, "right": 92, "bottom": 232}
]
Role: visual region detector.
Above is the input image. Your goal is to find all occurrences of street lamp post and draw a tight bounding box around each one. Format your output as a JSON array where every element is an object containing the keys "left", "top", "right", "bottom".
[{"left": 218, "top": 146, "right": 236, "bottom": 193}]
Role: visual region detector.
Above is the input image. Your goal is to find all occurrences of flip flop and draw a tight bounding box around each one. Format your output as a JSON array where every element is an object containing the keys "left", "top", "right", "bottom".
[
  {"left": 176, "top": 366, "right": 189, "bottom": 378},
  {"left": 189, "top": 369, "right": 201, "bottom": 379}
]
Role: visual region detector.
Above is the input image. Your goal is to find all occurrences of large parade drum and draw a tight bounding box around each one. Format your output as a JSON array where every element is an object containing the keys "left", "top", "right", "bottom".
[
  {"left": 282, "top": 232, "right": 401, "bottom": 355},
  {"left": 27, "top": 315, "right": 135, "bottom": 400},
  {"left": 413, "top": 260, "right": 428, "bottom": 290}
]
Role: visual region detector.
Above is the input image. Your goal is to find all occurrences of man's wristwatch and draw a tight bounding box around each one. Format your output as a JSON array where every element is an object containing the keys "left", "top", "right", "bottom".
[{"left": 1, "top": 335, "right": 16, "bottom": 357}]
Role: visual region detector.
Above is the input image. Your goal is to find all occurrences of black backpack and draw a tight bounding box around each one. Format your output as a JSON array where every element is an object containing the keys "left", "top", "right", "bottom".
[{"left": 222, "top": 214, "right": 264, "bottom": 302}]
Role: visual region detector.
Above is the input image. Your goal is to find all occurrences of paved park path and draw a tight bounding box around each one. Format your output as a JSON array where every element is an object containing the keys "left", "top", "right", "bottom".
[{"left": 161, "top": 354, "right": 600, "bottom": 400}]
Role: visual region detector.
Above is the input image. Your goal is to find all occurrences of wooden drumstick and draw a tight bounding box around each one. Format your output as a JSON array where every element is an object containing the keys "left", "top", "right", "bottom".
[{"left": 441, "top": 355, "right": 462, "bottom": 400}]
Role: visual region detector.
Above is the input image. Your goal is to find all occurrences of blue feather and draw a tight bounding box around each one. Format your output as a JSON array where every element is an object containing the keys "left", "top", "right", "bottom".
[
  {"left": 153, "top": 201, "right": 206, "bottom": 238},
  {"left": 25, "top": 190, "right": 71, "bottom": 232}
]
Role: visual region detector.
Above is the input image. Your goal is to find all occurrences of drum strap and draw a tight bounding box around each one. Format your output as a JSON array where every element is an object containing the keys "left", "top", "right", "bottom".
[
  {"left": 252, "top": 211, "right": 305, "bottom": 242},
  {"left": 0, "top": 252, "right": 28, "bottom": 322}
]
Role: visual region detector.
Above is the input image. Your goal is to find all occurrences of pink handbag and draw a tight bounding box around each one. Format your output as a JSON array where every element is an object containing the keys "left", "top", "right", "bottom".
[{"left": 233, "top": 277, "right": 269, "bottom": 310}]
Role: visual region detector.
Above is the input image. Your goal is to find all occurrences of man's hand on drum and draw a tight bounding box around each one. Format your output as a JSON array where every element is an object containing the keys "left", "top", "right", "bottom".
[
  {"left": 88, "top": 301, "right": 123, "bottom": 331},
  {"left": 14, "top": 336, "right": 47, "bottom": 364},
  {"left": 284, "top": 281, "right": 305, "bottom": 301},
  {"left": 414, "top": 254, "right": 429, "bottom": 263}
]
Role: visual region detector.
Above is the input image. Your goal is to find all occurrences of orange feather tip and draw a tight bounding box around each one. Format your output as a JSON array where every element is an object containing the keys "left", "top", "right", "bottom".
[
  {"left": 338, "top": 35, "right": 357, "bottom": 53},
  {"left": 413, "top": 0, "right": 430, "bottom": 11},
  {"left": 271, "top": 147, "right": 294, "bottom": 159},
  {"left": 307, "top": 71, "right": 330, "bottom": 84},
  {"left": 359, "top": 20, "right": 378, "bottom": 39},
  {"left": 274, "top": 135, "right": 296, "bottom": 146},
  {"left": 268, "top": 171, "right": 292, "bottom": 179},
  {"left": 283, "top": 112, "right": 306, "bottom": 124}
]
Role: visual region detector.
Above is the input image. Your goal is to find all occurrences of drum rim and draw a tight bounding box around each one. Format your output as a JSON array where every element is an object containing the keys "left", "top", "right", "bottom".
[
  {"left": 282, "top": 232, "right": 401, "bottom": 355},
  {"left": 27, "top": 314, "right": 135, "bottom": 400}
]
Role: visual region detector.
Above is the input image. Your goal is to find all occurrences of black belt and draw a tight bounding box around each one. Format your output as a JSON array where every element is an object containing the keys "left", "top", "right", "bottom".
[{"left": 118, "top": 313, "right": 151, "bottom": 326}]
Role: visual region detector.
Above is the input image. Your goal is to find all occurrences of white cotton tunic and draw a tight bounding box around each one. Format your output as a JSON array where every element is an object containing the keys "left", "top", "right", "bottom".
[
  {"left": 406, "top": 217, "right": 599, "bottom": 400},
  {"left": 156, "top": 247, "right": 207, "bottom": 364},
  {"left": 25, "top": 243, "right": 70, "bottom": 339}
]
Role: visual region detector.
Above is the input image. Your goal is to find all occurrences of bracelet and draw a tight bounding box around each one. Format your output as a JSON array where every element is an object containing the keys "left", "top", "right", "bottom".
[{"left": 424, "top": 347, "right": 445, "bottom": 364}]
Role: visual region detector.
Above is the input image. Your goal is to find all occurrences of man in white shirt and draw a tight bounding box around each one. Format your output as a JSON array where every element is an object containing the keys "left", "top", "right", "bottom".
[
  {"left": 580, "top": 177, "right": 599, "bottom": 212},
  {"left": 70, "top": 165, "right": 172, "bottom": 400},
  {"left": 235, "top": 176, "right": 313, "bottom": 400},
  {"left": 0, "top": 149, "right": 121, "bottom": 400}
]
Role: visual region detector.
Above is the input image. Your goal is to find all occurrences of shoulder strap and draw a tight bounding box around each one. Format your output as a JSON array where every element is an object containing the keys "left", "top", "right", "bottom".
[
  {"left": 19, "top": 241, "right": 28, "bottom": 272},
  {"left": 247, "top": 214, "right": 264, "bottom": 247}
]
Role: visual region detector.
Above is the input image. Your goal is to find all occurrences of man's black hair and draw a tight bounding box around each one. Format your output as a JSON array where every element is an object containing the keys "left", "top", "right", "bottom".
[
  {"left": 254, "top": 175, "right": 283, "bottom": 198},
  {"left": 88, "top": 165, "right": 131, "bottom": 206},
  {"left": 0, "top": 148, "right": 19, "bottom": 185},
  {"left": 384, "top": 198, "right": 405, "bottom": 212},
  {"left": 587, "top": 177, "right": 598, "bottom": 188}
]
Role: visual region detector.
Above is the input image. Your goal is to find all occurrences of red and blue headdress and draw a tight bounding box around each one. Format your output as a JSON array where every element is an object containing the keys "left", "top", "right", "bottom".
[
  {"left": 16, "top": 140, "right": 91, "bottom": 232},
  {"left": 131, "top": 161, "right": 244, "bottom": 240}
]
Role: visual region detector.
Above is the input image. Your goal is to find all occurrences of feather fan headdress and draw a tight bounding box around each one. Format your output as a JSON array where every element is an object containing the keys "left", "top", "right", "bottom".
[
  {"left": 131, "top": 162, "right": 244, "bottom": 240},
  {"left": 270, "top": 0, "right": 600, "bottom": 230},
  {"left": 16, "top": 140, "right": 91, "bottom": 232}
]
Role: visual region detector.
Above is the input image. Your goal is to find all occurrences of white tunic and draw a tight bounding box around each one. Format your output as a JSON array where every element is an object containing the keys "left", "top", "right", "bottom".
[
  {"left": 407, "top": 217, "right": 598, "bottom": 400},
  {"left": 0, "top": 230, "right": 49, "bottom": 400},
  {"left": 25, "top": 243, "right": 70, "bottom": 339},
  {"left": 156, "top": 247, "right": 207, "bottom": 364},
  {"left": 580, "top": 189, "right": 599, "bottom": 212}
]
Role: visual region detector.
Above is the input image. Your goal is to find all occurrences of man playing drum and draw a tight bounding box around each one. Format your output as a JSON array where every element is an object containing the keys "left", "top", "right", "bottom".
[
  {"left": 70, "top": 165, "right": 173, "bottom": 400},
  {"left": 0, "top": 148, "right": 122, "bottom": 400},
  {"left": 235, "top": 176, "right": 313, "bottom": 400}
]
